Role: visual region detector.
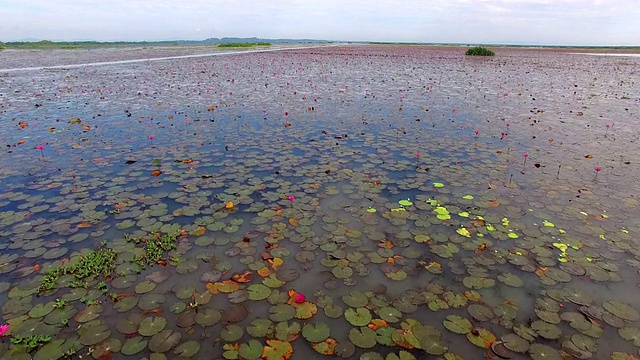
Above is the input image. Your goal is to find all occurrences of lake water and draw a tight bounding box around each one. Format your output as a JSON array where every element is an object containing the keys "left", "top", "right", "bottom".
[{"left": 0, "top": 45, "right": 639, "bottom": 360}]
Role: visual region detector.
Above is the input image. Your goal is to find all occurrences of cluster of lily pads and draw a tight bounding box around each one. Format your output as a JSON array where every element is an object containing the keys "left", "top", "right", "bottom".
[{"left": 1, "top": 45, "right": 639, "bottom": 360}]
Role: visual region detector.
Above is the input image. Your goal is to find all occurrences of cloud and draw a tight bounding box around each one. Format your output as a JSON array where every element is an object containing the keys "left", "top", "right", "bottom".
[{"left": 0, "top": 0, "right": 638, "bottom": 45}]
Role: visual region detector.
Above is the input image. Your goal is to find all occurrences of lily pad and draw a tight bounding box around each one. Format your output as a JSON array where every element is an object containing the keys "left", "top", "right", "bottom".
[
  {"left": 79, "top": 323, "right": 111, "bottom": 345},
  {"left": 247, "top": 284, "right": 272, "bottom": 301},
  {"left": 269, "top": 304, "right": 296, "bottom": 322},
  {"left": 302, "top": 321, "right": 331, "bottom": 342},
  {"left": 149, "top": 329, "right": 181, "bottom": 352},
  {"left": 174, "top": 341, "right": 200, "bottom": 357},
  {"left": 195, "top": 308, "right": 221, "bottom": 327},
  {"left": 529, "top": 343, "right": 562, "bottom": 360},
  {"left": 604, "top": 300, "right": 640, "bottom": 321},
  {"left": 443, "top": 315, "right": 472, "bottom": 334},
  {"left": 121, "top": 336, "right": 148, "bottom": 356},
  {"left": 262, "top": 339, "right": 293, "bottom": 360},
  {"left": 345, "top": 307, "right": 373, "bottom": 327},
  {"left": 238, "top": 340, "right": 263, "bottom": 360},
  {"left": 221, "top": 324, "right": 244, "bottom": 342},
  {"left": 349, "top": 327, "right": 377, "bottom": 348},
  {"left": 247, "top": 318, "right": 274, "bottom": 338},
  {"left": 466, "top": 328, "right": 496, "bottom": 349}
]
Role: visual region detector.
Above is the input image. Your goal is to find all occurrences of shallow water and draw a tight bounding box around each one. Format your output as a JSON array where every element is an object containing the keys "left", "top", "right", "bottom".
[{"left": 0, "top": 45, "right": 639, "bottom": 360}]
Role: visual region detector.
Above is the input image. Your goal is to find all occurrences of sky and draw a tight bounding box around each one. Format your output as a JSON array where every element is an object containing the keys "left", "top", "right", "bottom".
[{"left": 0, "top": 0, "right": 638, "bottom": 46}]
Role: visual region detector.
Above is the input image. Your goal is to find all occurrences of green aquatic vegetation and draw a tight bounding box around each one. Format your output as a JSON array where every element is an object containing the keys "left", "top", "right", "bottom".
[
  {"left": 127, "top": 231, "right": 180, "bottom": 268},
  {"left": 11, "top": 334, "right": 52, "bottom": 352},
  {"left": 465, "top": 46, "right": 495, "bottom": 56},
  {"left": 38, "top": 247, "right": 117, "bottom": 293}
]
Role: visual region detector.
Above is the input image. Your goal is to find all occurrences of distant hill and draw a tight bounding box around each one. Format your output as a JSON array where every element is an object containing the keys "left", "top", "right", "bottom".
[{"left": 178, "top": 37, "right": 332, "bottom": 45}]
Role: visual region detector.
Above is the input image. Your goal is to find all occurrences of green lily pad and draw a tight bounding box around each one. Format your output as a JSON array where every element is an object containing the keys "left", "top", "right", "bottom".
[
  {"left": 275, "top": 321, "right": 301, "bottom": 341},
  {"left": 342, "top": 291, "right": 368, "bottom": 308},
  {"left": 497, "top": 272, "right": 524, "bottom": 287},
  {"left": 139, "top": 293, "right": 166, "bottom": 310},
  {"left": 174, "top": 341, "right": 200, "bottom": 357},
  {"left": 195, "top": 308, "right": 221, "bottom": 327},
  {"left": 221, "top": 324, "right": 244, "bottom": 342},
  {"left": 28, "top": 302, "right": 55, "bottom": 318},
  {"left": 121, "top": 336, "right": 148, "bottom": 356},
  {"left": 149, "top": 329, "right": 181, "bottom": 352},
  {"left": 294, "top": 301, "right": 317, "bottom": 319},
  {"left": 238, "top": 340, "right": 263, "bottom": 360},
  {"left": 345, "top": 308, "right": 372, "bottom": 327},
  {"left": 531, "top": 320, "right": 561, "bottom": 339},
  {"left": 79, "top": 323, "right": 111, "bottom": 345},
  {"left": 377, "top": 307, "right": 402, "bottom": 323},
  {"left": 468, "top": 304, "right": 494, "bottom": 322},
  {"left": 349, "top": 327, "right": 377, "bottom": 348},
  {"left": 332, "top": 266, "right": 353, "bottom": 279},
  {"left": 74, "top": 305, "right": 103, "bottom": 323},
  {"left": 247, "top": 318, "right": 274, "bottom": 338},
  {"left": 398, "top": 199, "right": 413, "bottom": 206},
  {"left": 139, "top": 316, "right": 167, "bottom": 336},
  {"left": 529, "top": 343, "right": 562, "bottom": 360},
  {"left": 443, "top": 315, "right": 472, "bottom": 334},
  {"left": 501, "top": 333, "right": 530, "bottom": 353},
  {"left": 269, "top": 304, "right": 296, "bottom": 322},
  {"left": 302, "top": 322, "right": 331, "bottom": 342},
  {"left": 618, "top": 327, "right": 640, "bottom": 346},
  {"left": 466, "top": 327, "right": 496, "bottom": 349},
  {"left": 433, "top": 182, "right": 445, "bottom": 188},
  {"left": 135, "top": 280, "right": 157, "bottom": 294},
  {"left": 247, "top": 284, "right": 272, "bottom": 301},
  {"left": 114, "top": 296, "right": 138, "bottom": 313},
  {"left": 462, "top": 195, "right": 474, "bottom": 200},
  {"left": 604, "top": 300, "right": 640, "bottom": 321}
]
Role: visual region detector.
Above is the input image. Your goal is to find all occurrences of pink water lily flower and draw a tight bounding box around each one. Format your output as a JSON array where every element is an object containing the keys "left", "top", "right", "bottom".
[
  {"left": 294, "top": 293, "right": 306, "bottom": 303},
  {"left": 0, "top": 324, "right": 9, "bottom": 337},
  {"left": 288, "top": 195, "right": 295, "bottom": 202}
]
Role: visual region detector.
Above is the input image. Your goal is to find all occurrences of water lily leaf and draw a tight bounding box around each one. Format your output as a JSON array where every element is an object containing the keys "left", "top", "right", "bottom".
[
  {"left": 238, "top": 339, "right": 263, "bottom": 360},
  {"left": 442, "top": 292, "right": 467, "bottom": 308},
  {"left": 302, "top": 321, "right": 331, "bottom": 342},
  {"left": 263, "top": 274, "right": 286, "bottom": 288},
  {"left": 247, "top": 318, "right": 274, "bottom": 338},
  {"left": 294, "top": 301, "right": 317, "bottom": 319},
  {"left": 324, "top": 304, "right": 343, "bottom": 318},
  {"left": 221, "top": 324, "right": 244, "bottom": 342},
  {"left": 529, "top": 343, "right": 561, "bottom": 360},
  {"left": 499, "top": 333, "right": 529, "bottom": 353},
  {"left": 345, "top": 308, "right": 372, "bottom": 327},
  {"left": 433, "top": 182, "right": 445, "bottom": 188},
  {"left": 377, "top": 307, "right": 402, "bottom": 323},
  {"left": 604, "top": 300, "right": 640, "bottom": 321},
  {"left": 74, "top": 305, "right": 103, "bottom": 323},
  {"left": 462, "top": 195, "right": 474, "bottom": 200},
  {"left": 138, "top": 316, "right": 167, "bottom": 337},
  {"left": 618, "top": 327, "right": 640, "bottom": 346},
  {"left": 195, "top": 308, "right": 221, "bottom": 327},
  {"left": 149, "top": 329, "right": 181, "bottom": 352},
  {"left": 531, "top": 320, "right": 561, "bottom": 339},
  {"left": 342, "top": 291, "right": 368, "bottom": 308},
  {"left": 466, "top": 328, "right": 496, "bottom": 349},
  {"left": 398, "top": 199, "right": 413, "bottom": 206},
  {"left": 497, "top": 273, "right": 524, "bottom": 287},
  {"left": 443, "top": 315, "right": 472, "bottom": 334},
  {"left": 135, "top": 280, "right": 157, "bottom": 294},
  {"left": 262, "top": 339, "right": 293, "bottom": 360},
  {"left": 269, "top": 304, "right": 296, "bottom": 322},
  {"left": 121, "top": 336, "right": 148, "bottom": 355},
  {"left": 275, "top": 321, "right": 301, "bottom": 341},
  {"left": 28, "top": 302, "right": 55, "bottom": 318},
  {"left": 139, "top": 294, "right": 166, "bottom": 310},
  {"left": 174, "top": 340, "right": 200, "bottom": 357},
  {"left": 349, "top": 327, "right": 377, "bottom": 348},
  {"left": 312, "top": 338, "right": 337, "bottom": 356},
  {"left": 247, "top": 284, "right": 272, "bottom": 301},
  {"left": 79, "top": 323, "right": 111, "bottom": 345},
  {"left": 114, "top": 296, "right": 138, "bottom": 313},
  {"left": 332, "top": 266, "right": 353, "bottom": 279}
]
